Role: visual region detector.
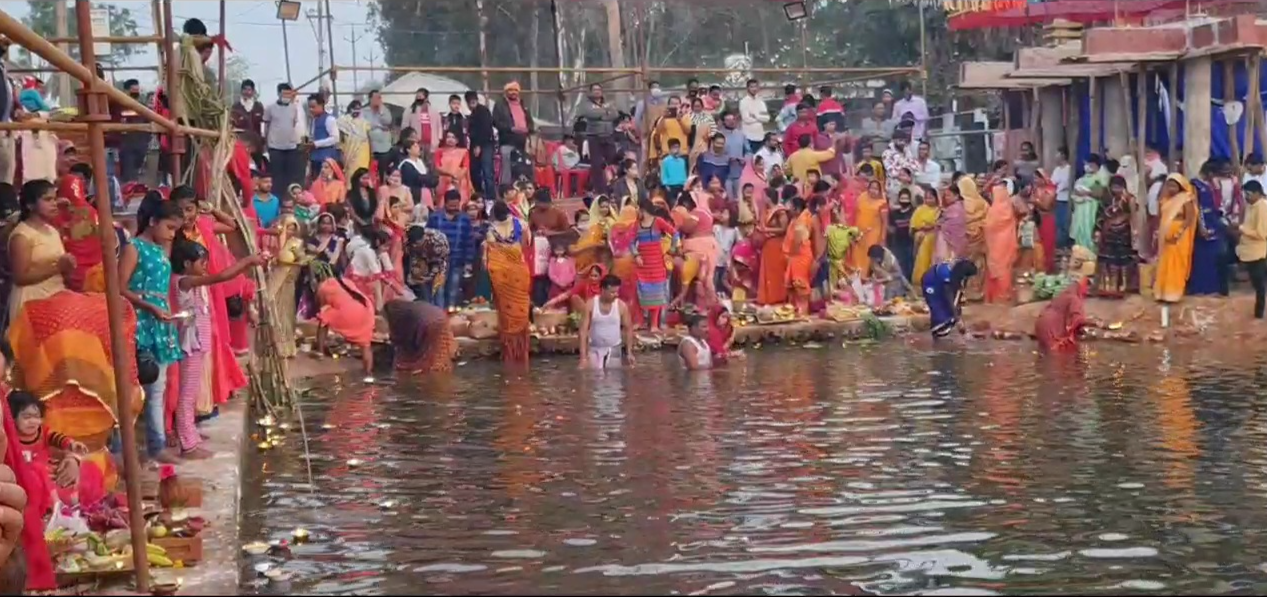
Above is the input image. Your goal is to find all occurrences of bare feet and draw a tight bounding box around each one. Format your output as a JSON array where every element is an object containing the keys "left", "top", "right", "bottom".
[
  {"left": 154, "top": 449, "right": 182, "bottom": 465},
  {"left": 181, "top": 447, "right": 214, "bottom": 460}
]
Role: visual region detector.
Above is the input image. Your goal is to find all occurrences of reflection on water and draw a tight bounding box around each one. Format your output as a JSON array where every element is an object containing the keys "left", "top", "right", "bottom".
[{"left": 240, "top": 342, "right": 1267, "bottom": 595}]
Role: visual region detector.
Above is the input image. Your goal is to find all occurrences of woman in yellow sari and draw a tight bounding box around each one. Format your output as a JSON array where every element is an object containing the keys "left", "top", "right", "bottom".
[
  {"left": 650, "top": 96, "right": 689, "bottom": 162},
  {"left": 960, "top": 176, "right": 990, "bottom": 301},
  {"left": 911, "top": 187, "right": 940, "bottom": 284},
  {"left": 571, "top": 195, "right": 616, "bottom": 273},
  {"left": 267, "top": 215, "right": 307, "bottom": 358},
  {"left": 848, "top": 179, "right": 889, "bottom": 272},
  {"left": 1154, "top": 173, "right": 1198, "bottom": 304},
  {"left": 485, "top": 201, "right": 533, "bottom": 363},
  {"left": 337, "top": 101, "right": 372, "bottom": 175}
]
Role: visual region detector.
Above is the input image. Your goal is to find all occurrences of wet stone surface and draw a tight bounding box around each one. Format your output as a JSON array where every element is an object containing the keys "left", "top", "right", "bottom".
[{"left": 240, "top": 342, "right": 1267, "bottom": 595}]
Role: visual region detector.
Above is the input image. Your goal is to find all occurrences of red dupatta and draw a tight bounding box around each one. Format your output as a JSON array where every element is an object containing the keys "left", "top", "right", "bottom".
[
  {"left": 0, "top": 384, "right": 55, "bottom": 590},
  {"left": 54, "top": 174, "right": 103, "bottom": 291}
]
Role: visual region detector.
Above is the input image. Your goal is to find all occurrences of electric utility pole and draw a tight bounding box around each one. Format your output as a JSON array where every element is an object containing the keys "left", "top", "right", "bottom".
[{"left": 344, "top": 25, "right": 368, "bottom": 93}]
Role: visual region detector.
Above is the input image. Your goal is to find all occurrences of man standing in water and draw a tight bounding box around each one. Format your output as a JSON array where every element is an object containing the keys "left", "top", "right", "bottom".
[
  {"left": 678, "top": 314, "right": 714, "bottom": 370},
  {"left": 579, "top": 275, "right": 635, "bottom": 369}
]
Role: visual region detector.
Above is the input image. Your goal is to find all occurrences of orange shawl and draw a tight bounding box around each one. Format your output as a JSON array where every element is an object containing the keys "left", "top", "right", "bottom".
[
  {"left": 309, "top": 158, "right": 347, "bottom": 206},
  {"left": 783, "top": 209, "right": 815, "bottom": 293}
]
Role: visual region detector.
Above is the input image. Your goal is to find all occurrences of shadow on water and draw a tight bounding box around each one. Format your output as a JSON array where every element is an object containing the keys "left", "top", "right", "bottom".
[{"left": 239, "top": 342, "right": 1267, "bottom": 595}]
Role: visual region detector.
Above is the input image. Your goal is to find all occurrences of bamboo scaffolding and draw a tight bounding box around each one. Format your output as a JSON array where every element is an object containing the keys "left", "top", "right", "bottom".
[
  {"left": 0, "top": 2, "right": 228, "bottom": 592},
  {"left": 334, "top": 64, "right": 924, "bottom": 75}
]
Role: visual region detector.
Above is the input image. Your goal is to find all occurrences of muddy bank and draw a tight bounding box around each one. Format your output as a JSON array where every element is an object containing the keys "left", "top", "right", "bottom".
[{"left": 962, "top": 292, "right": 1264, "bottom": 343}]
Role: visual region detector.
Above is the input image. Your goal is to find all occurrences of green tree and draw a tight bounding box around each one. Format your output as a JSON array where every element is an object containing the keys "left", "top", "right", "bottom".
[{"left": 23, "top": 1, "right": 141, "bottom": 66}]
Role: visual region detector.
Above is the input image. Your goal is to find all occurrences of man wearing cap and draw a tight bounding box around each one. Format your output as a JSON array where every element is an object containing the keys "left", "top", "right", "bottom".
[
  {"left": 231, "top": 79, "right": 264, "bottom": 139},
  {"left": 263, "top": 82, "right": 307, "bottom": 195},
  {"left": 493, "top": 81, "right": 535, "bottom": 187}
]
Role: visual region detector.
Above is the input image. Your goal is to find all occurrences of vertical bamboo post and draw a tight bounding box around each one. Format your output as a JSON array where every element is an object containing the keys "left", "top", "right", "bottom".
[
  {"left": 162, "top": 0, "right": 182, "bottom": 177},
  {"left": 1255, "top": 52, "right": 1267, "bottom": 164},
  {"left": 1137, "top": 63, "right": 1150, "bottom": 253},
  {"left": 72, "top": 1, "right": 150, "bottom": 589},
  {"left": 1246, "top": 53, "right": 1260, "bottom": 160},
  {"left": 1120, "top": 70, "right": 1137, "bottom": 159},
  {"left": 1225, "top": 58, "right": 1240, "bottom": 169},
  {"left": 1168, "top": 62, "right": 1179, "bottom": 165},
  {"left": 217, "top": 0, "right": 226, "bottom": 98},
  {"left": 1030, "top": 87, "right": 1041, "bottom": 159},
  {"left": 1090, "top": 76, "right": 1101, "bottom": 155}
]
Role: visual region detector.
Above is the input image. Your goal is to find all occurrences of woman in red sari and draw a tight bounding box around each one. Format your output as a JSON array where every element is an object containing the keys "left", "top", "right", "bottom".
[
  {"left": 53, "top": 168, "right": 103, "bottom": 292},
  {"left": 1031, "top": 169, "right": 1057, "bottom": 273},
  {"left": 1034, "top": 277, "right": 1091, "bottom": 351},
  {"left": 434, "top": 130, "right": 471, "bottom": 208}
]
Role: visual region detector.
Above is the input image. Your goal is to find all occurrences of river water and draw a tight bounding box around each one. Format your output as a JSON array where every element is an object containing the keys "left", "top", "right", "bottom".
[{"left": 240, "top": 341, "right": 1267, "bottom": 595}]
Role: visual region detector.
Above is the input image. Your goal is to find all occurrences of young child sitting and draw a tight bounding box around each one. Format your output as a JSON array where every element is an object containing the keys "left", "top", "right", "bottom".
[{"left": 8, "top": 391, "right": 93, "bottom": 508}]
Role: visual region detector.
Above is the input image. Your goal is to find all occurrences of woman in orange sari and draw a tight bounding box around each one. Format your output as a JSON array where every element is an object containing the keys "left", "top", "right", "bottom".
[
  {"left": 783, "top": 197, "right": 815, "bottom": 315},
  {"left": 485, "top": 201, "right": 533, "bottom": 363},
  {"left": 1153, "top": 174, "right": 1198, "bottom": 307},
  {"left": 983, "top": 182, "right": 1021, "bottom": 303},
  {"left": 607, "top": 202, "right": 642, "bottom": 327},
  {"left": 848, "top": 179, "right": 889, "bottom": 272},
  {"left": 756, "top": 201, "right": 790, "bottom": 305},
  {"left": 309, "top": 158, "right": 347, "bottom": 208},
  {"left": 435, "top": 130, "right": 472, "bottom": 208}
]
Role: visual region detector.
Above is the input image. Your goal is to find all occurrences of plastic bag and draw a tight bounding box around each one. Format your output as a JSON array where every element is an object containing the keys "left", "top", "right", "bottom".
[{"left": 45, "top": 497, "right": 90, "bottom": 535}]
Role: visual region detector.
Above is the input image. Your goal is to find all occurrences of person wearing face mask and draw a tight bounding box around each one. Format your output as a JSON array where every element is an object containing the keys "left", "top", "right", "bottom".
[
  {"left": 409, "top": 87, "right": 443, "bottom": 150},
  {"left": 649, "top": 95, "right": 687, "bottom": 163},
  {"left": 231, "top": 79, "right": 264, "bottom": 138},
  {"left": 634, "top": 80, "right": 667, "bottom": 147},
  {"left": 264, "top": 82, "right": 308, "bottom": 199},
  {"left": 108, "top": 78, "right": 151, "bottom": 184}
]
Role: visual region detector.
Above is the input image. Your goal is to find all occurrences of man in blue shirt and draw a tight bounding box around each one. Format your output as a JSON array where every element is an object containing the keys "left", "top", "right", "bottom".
[
  {"left": 427, "top": 189, "right": 474, "bottom": 308},
  {"left": 252, "top": 171, "right": 281, "bottom": 229},
  {"left": 720, "top": 111, "right": 747, "bottom": 199},
  {"left": 659, "top": 139, "right": 688, "bottom": 200}
]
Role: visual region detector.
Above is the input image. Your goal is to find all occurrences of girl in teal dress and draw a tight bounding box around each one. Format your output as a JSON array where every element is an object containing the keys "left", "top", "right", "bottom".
[{"left": 120, "top": 197, "right": 185, "bottom": 464}]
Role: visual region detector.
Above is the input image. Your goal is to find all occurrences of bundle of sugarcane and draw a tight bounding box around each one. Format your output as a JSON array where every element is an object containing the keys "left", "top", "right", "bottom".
[{"left": 176, "top": 36, "right": 295, "bottom": 414}]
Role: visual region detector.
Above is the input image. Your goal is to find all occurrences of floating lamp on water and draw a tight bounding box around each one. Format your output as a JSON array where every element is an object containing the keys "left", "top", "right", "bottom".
[
  {"left": 257, "top": 415, "right": 276, "bottom": 428},
  {"left": 292, "top": 528, "right": 310, "bottom": 543},
  {"left": 346, "top": 458, "right": 364, "bottom": 467},
  {"left": 257, "top": 441, "right": 273, "bottom": 451},
  {"left": 321, "top": 423, "right": 336, "bottom": 430},
  {"left": 378, "top": 500, "right": 398, "bottom": 510}
]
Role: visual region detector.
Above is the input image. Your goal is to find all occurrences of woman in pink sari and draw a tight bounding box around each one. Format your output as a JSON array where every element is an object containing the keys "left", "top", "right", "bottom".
[
  {"left": 936, "top": 182, "right": 967, "bottom": 262},
  {"left": 434, "top": 130, "right": 471, "bottom": 207},
  {"left": 672, "top": 193, "right": 718, "bottom": 309},
  {"left": 309, "top": 158, "right": 347, "bottom": 207},
  {"left": 983, "top": 182, "right": 1021, "bottom": 303}
]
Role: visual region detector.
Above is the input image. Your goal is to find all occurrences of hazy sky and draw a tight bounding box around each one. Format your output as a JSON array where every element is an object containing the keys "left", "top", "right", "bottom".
[{"left": 9, "top": 0, "right": 387, "bottom": 100}]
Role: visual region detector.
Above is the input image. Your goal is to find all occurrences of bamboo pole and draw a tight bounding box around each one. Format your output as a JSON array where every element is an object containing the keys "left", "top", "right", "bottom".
[
  {"left": 1137, "top": 63, "right": 1149, "bottom": 254},
  {"left": 1225, "top": 58, "right": 1240, "bottom": 169},
  {"left": 162, "top": 0, "right": 182, "bottom": 176},
  {"left": 8, "top": 66, "right": 161, "bottom": 74},
  {"left": 0, "top": 120, "right": 219, "bottom": 135},
  {"left": 1255, "top": 52, "right": 1267, "bottom": 164},
  {"left": 1090, "top": 76, "right": 1101, "bottom": 155},
  {"left": 1119, "top": 70, "right": 1137, "bottom": 159},
  {"left": 332, "top": 64, "right": 922, "bottom": 75},
  {"left": 1030, "top": 87, "right": 1041, "bottom": 159},
  {"left": 72, "top": 2, "right": 150, "bottom": 589},
  {"left": 1168, "top": 62, "right": 1178, "bottom": 164},
  {"left": 218, "top": 0, "right": 227, "bottom": 98},
  {"left": 45, "top": 34, "right": 166, "bottom": 44},
  {"left": 0, "top": 9, "right": 214, "bottom": 139},
  {"left": 1247, "top": 53, "right": 1259, "bottom": 160}
]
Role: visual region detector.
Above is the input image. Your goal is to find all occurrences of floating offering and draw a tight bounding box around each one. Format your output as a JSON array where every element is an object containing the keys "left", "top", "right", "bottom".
[
  {"left": 242, "top": 542, "right": 270, "bottom": 556},
  {"left": 292, "top": 528, "right": 310, "bottom": 543}
]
